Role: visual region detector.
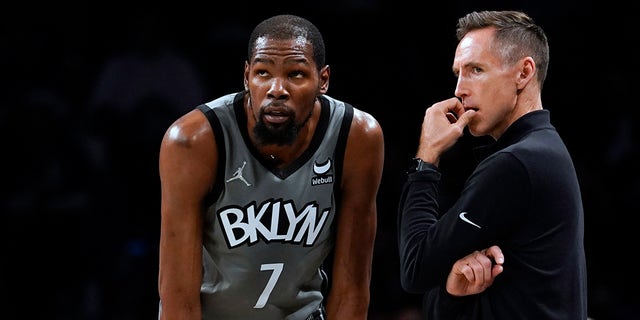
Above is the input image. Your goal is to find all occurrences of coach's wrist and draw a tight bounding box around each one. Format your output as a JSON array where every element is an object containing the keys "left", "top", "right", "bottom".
[
  {"left": 415, "top": 148, "right": 440, "bottom": 166},
  {"left": 407, "top": 157, "right": 437, "bottom": 174}
]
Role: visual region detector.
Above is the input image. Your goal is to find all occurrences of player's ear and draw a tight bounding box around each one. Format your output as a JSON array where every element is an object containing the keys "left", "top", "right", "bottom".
[
  {"left": 244, "top": 61, "right": 250, "bottom": 91},
  {"left": 319, "top": 65, "right": 330, "bottom": 93}
]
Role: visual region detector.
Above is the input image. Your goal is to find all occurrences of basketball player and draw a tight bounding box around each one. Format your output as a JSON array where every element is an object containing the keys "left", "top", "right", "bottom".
[{"left": 157, "top": 14, "right": 384, "bottom": 319}]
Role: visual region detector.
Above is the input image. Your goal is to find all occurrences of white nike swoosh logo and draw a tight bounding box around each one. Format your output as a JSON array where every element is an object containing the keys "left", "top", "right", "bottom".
[{"left": 458, "top": 212, "right": 481, "bottom": 228}]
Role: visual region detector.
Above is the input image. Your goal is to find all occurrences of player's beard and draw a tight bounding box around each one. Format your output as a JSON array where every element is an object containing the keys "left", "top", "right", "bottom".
[{"left": 253, "top": 107, "right": 312, "bottom": 147}]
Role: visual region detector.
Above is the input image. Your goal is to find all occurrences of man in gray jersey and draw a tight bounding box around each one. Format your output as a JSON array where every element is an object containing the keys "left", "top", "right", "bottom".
[{"left": 157, "top": 14, "right": 384, "bottom": 319}]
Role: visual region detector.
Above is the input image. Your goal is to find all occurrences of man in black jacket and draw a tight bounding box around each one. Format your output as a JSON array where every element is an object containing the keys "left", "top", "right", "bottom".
[{"left": 398, "top": 10, "right": 587, "bottom": 319}]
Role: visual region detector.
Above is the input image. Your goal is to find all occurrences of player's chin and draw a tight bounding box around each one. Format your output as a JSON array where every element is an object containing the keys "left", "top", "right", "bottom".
[{"left": 265, "top": 122, "right": 291, "bottom": 133}]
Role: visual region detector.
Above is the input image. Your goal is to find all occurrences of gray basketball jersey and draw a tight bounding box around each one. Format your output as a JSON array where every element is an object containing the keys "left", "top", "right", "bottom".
[{"left": 194, "top": 92, "right": 352, "bottom": 319}]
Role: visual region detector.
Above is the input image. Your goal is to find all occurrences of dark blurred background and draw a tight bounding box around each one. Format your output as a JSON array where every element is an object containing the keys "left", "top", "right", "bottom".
[{"left": 1, "top": 0, "right": 636, "bottom": 319}]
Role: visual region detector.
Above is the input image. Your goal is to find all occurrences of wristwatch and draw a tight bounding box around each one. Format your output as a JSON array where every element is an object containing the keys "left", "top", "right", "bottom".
[{"left": 407, "top": 157, "right": 431, "bottom": 173}]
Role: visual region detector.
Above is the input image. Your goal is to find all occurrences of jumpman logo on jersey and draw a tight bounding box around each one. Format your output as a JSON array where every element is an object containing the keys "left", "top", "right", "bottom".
[{"left": 226, "top": 161, "right": 252, "bottom": 186}]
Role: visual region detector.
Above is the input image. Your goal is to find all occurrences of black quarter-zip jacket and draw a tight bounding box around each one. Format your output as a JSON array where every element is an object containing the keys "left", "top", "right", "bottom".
[{"left": 397, "top": 110, "right": 588, "bottom": 319}]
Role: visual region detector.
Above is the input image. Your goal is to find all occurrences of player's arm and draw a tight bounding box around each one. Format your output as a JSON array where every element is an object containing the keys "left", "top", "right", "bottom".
[
  {"left": 158, "top": 110, "right": 217, "bottom": 320},
  {"left": 325, "top": 109, "right": 384, "bottom": 319}
]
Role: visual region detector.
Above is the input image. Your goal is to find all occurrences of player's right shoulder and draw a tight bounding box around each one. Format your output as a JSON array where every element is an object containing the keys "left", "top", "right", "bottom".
[{"left": 162, "top": 109, "right": 213, "bottom": 147}]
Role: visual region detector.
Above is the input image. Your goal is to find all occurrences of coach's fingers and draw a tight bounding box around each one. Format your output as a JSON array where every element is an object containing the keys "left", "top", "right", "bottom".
[
  {"left": 482, "top": 245, "right": 505, "bottom": 278},
  {"left": 431, "top": 97, "right": 463, "bottom": 111},
  {"left": 458, "top": 251, "right": 491, "bottom": 283},
  {"left": 472, "top": 251, "right": 496, "bottom": 284},
  {"left": 483, "top": 245, "right": 504, "bottom": 265},
  {"left": 454, "top": 109, "right": 476, "bottom": 128}
]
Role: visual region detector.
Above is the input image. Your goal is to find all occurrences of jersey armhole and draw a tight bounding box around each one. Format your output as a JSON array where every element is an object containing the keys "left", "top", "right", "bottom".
[
  {"left": 196, "top": 104, "right": 226, "bottom": 206},
  {"left": 333, "top": 102, "right": 353, "bottom": 201},
  {"left": 321, "top": 102, "right": 353, "bottom": 305}
]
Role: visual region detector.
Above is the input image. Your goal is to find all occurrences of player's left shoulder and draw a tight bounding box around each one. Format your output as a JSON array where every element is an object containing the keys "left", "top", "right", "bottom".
[
  {"left": 351, "top": 108, "right": 383, "bottom": 137},
  {"left": 346, "top": 108, "right": 384, "bottom": 164}
]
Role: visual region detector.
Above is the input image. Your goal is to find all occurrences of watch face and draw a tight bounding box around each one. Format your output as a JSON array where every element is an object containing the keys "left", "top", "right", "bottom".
[{"left": 407, "top": 157, "right": 422, "bottom": 173}]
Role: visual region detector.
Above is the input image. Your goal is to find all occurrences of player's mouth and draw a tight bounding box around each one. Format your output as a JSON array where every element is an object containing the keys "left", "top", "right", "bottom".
[{"left": 262, "top": 107, "right": 292, "bottom": 124}]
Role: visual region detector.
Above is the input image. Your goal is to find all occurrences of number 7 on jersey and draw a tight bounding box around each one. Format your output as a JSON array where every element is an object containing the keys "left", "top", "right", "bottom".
[{"left": 254, "top": 263, "right": 284, "bottom": 308}]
